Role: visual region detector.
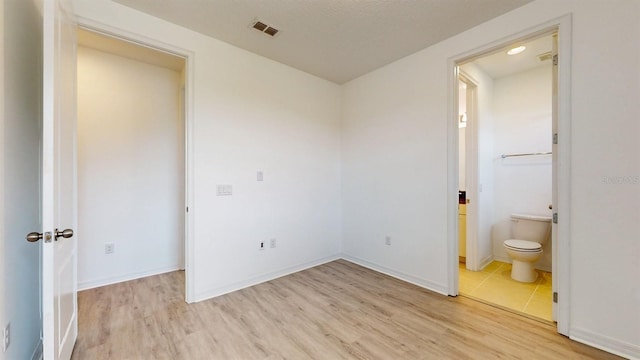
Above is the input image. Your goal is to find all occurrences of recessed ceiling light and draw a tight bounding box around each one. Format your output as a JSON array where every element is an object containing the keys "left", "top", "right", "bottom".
[{"left": 507, "top": 46, "right": 526, "bottom": 55}]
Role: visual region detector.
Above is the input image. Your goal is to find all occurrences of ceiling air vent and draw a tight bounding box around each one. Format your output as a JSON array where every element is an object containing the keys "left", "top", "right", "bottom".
[
  {"left": 263, "top": 26, "right": 279, "bottom": 37},
  {"left": 252, "top": 21, "right": 268, "bottom": 32},
  {"left": 251, "top": 19, "right": 280, "bottom": 37}
]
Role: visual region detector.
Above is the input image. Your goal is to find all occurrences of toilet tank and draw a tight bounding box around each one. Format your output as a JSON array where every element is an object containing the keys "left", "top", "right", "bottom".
[{"left": 510, "top": 213, "right": 552, "bottom": 244}]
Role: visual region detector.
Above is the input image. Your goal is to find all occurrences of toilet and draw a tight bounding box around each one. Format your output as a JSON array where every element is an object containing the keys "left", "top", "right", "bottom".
[{"left": 503, "top": 213, "right": 552, "bottom": 282}]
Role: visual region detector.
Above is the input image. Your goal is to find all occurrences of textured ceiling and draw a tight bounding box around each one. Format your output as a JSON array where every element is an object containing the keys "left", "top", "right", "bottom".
[{"left": 112, "top": 0, "right": 533, "bottom": 84}]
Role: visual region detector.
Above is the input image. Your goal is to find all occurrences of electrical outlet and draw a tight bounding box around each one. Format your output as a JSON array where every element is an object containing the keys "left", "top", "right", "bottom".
[
  {"left": 259, "top": 241, "right": 265, "bottom": 250},
  {"left": 3, "top": 323, "right": 10, "bottom": 352},
  {"left": 270, "top": 238, "right": 276, "bottom": 248},
  {"left": 385, "top": 236, "right": 391, "bottom": 246},
  {"left": 105, "top": 243, "right": 115, "bottom": 254}
]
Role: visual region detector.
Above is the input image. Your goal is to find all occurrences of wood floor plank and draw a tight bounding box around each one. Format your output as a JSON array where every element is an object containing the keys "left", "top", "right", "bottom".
[{"left": 72, "top": 260, "right": 621, "bottom": 359}]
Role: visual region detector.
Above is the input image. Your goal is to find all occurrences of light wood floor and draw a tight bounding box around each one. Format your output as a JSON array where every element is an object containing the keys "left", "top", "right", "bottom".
[{"left": 71, "top": 260, "right": 620, "bottom": 359}]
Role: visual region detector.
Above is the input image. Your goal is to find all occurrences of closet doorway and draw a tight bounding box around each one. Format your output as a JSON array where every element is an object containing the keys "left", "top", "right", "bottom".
[{"left": 76, "top": 28, "right": 188, "bottom": 294}]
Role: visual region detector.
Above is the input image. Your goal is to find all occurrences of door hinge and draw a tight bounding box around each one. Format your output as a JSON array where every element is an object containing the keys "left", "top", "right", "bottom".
[
  {"left": 552, "top": 213, "right": 558, "bottom": 224},
  {"left": 553, "top": 292, "right": 558, "bottom": 303},
  {"left": 553, "top": 54, "right": 558, "bottom": 66},
  {"left": 553, "top": 133, "right": 558, "bottom": 145}
]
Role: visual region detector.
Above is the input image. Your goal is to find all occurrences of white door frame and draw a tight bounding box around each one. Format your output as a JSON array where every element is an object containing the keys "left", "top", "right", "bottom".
[
  {"left": 74, "top": 17, "right": 197, "bottom": 303},
  {"left": 446, "top": 15, "right": 572, "bottom": 336}
]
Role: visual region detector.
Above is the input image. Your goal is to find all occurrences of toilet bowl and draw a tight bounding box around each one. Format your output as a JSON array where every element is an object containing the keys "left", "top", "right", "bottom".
[
  {"left": 504, "top": 239, "right": 543, "bottom": 282},
  {"left": 503, "top": 214, "right": 551, "bottom": 283}
]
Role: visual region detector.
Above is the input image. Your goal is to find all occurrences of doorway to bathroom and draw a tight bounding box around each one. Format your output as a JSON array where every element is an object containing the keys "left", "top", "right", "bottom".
[{"left": 452, "top": 28, "right": 567, "bottom": 327}]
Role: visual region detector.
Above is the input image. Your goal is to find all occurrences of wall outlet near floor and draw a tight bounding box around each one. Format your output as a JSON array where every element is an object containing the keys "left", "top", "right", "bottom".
[
  {"left": 385, "top": 236, "right": 391, "bottom": 246},
  {"left": 3, "top": 323, "right": 10, "bottom": 352},
  {"left": 270, "top": 238, "right": 276, "bottom": 248},
  {"left": 105, "top": 243, "right": 115, "bottom": 254},
  {"left": 216, "top": 184, "right": 233, "bottom": 196},
  {"left": 259, "top": 241, "right": 265, "bottom": 250}
]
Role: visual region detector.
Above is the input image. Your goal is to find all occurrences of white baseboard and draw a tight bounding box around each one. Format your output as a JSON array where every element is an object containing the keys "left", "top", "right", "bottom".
[
  {"left": 536, "top": 264, "right": 552, "bottom": 272},
  {"left": 78, "top": 265, "right": 182, "bottom": 291},
  {"left": 492, "top": 255, "right": 512, "bottom": 264},
  {"left": 341, "top": 254, "right": 448, "bottom": 296},
  {"left": 31, "top": 340, "right": 42, "bottom": 360},
  {"left": 571, "top": 327, "right": 639, "bottom": 360},
  {"left": 193, "top": 254, "right": 341, "bottom": 302},
  {"left": 479, "top": 255, "right": 494, "bottom": 270}
]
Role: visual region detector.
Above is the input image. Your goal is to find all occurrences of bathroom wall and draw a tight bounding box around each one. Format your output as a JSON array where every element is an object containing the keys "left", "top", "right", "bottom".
[{"left": 490, "top": 65, "right": 553, "bottom": 271}]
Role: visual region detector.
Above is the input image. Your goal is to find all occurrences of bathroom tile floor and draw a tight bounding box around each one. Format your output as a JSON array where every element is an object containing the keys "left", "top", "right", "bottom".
[{"left": 459, "top": 261, "right": 553, "bottom": 322}]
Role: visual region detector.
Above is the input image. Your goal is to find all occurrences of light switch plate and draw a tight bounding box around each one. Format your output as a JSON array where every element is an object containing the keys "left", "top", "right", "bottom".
[{"left": 217, "top": 185, "right": 233, "bottom": 196}]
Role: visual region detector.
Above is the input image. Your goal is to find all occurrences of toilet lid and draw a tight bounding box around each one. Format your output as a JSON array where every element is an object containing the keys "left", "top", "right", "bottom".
[{"left": 504, "top": 239, "right": 542, "bottom": 251}]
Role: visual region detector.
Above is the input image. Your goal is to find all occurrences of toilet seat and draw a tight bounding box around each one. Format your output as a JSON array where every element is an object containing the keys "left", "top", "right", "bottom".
[{"left": 504, "top": 239, "right": 542, "bottom": 252}]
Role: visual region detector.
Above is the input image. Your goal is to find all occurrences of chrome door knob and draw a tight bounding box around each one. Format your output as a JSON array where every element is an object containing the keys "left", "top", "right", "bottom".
[
  {"left": 55, "top": 228, "right": 74, "bottom": 240},
  {"left": 26, "top": 232, "right": 43, "bottom": 242}
]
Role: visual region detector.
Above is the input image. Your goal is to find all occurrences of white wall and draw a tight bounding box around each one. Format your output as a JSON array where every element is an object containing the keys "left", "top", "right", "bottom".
[
  {"left": 72, "top": 0, "right": 639, "bottom": 357},
  {"left": 341, "top": 57, "right": 452, "bottom": 292},
  {"left": 0, "top": 2, "right": 5, "bottom": 360},
  {"left": 490, "top": 65, "right": 553, "bottom": 270},
  {"left": 342, "top": 0, "right": 639, "bottom": 357},
  {"left": 458, "top": 82, "right": 466, "bottom": 192},
  {"left": 77, "top": 46, "right": 184, "bottom": 289},
  {"left": 458, "top": 127, "right": 465, "bottom": 191},
  {"left": 460, "top": 63, "right": 496, "bottom": 269},
  {"left": 73, "top": 0, "right": 343, "bottom": 301},
  {"left": 2, "top": 0, "right": 43, "bottom": 358}
]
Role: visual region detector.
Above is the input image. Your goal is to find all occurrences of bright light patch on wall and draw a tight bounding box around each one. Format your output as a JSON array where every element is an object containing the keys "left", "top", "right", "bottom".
[
  {"left": 459, "top": 113, "right": 467, "bottom": 128},
  {"left": 507, "top": 46, "right": 526, "bottom": 55}
]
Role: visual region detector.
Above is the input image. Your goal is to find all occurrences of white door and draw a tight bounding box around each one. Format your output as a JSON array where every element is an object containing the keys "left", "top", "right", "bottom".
[
  {"left": 551, "top": 32, "right": 559, "bottom": 322},
  {"left": 41, "top": 0, "right": 78, "bottom": 358},
  {"left": 458, "top": 73, "right": 479, "bottom": 271}
]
